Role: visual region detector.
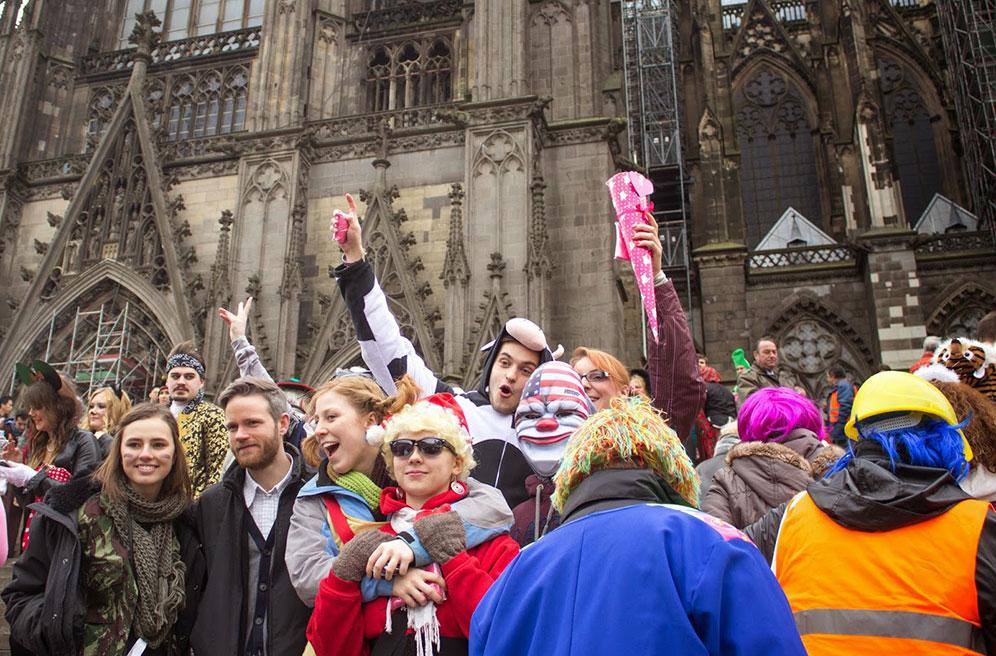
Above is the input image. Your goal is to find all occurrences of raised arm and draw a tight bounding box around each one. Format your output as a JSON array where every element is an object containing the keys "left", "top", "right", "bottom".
[
  {"left": 632, "top": 217, "right": 705, "bottom": 442},
  {"left": 220, "top": 297, "right": 294, "bottom": 417},
  {"left": 332, "top": 193, "right": 450, "bottom": 397}
]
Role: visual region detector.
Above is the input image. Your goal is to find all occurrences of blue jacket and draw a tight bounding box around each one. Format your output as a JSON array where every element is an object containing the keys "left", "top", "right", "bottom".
[
  {"left": 470, "top": 474, "right": 805, "bottom": 655},
  {"left": 825, "top": 379, "right": 855, "bottom": 445}
]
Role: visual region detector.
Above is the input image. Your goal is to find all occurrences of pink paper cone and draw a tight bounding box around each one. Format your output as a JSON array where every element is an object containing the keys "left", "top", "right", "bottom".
[{"left": 606, "top": 171, "right": 659, "bottom": 343}]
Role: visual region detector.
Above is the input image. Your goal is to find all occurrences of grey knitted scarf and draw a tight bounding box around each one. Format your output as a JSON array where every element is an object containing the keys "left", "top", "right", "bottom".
[{"left": 106, "top": 485, "right": 188, "bottom": 648}]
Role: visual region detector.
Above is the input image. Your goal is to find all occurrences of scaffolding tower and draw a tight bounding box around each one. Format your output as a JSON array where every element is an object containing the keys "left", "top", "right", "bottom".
[
  {"left": 620, "top": 0, "right": 693, "bottom": 309},
  {"left": 39, "top": 302, "right": 167, "bottom": 401},
  {"left": 936, "top": 0, "right": 996, "bottom": 239}
]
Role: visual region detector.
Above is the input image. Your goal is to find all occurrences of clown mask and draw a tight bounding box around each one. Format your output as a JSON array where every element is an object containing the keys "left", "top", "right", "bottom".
[{"left": 514, "top": 362, "right": 595, "bottom": 478}]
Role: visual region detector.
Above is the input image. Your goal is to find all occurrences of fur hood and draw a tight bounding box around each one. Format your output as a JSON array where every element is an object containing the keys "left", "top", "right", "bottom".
[{"left": 725, "top": 440, "right": 812, "bottom": 474}]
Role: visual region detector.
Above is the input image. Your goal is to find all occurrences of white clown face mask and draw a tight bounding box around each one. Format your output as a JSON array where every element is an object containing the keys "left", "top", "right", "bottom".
[{"left": 513, "top": 362, "right": 593, "bottom": 478}]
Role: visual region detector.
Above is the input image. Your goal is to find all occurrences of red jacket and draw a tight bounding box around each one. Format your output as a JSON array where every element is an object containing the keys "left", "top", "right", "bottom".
[{"left": 306, "top": 487, "right": 519, "bottom": 656}]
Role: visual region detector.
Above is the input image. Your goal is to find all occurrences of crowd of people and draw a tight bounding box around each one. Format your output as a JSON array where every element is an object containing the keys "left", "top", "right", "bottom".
[{"left": 0, "top": 195, "right": 992, "bottom": 656}]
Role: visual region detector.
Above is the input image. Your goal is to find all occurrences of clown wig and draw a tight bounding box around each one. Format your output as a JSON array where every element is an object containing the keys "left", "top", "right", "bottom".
[
  {"left": 377, "top": 402, "right": 477, "bottom": 481},
  {"left": 738, "top": 387, "right": 824, "bottom": 443},
  {"left": 552, "top": 395, "right": 699, "bottom": 511},
  {"left": 827, "top": 417, "right": 971, "bottom": 483}
]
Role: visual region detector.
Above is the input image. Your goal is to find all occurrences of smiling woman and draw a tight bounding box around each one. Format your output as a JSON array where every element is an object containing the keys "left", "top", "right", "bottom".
[
  {"left": 307, "top": 390, "right": 518, "bottom": 656},
  {"left": 286, "top": 375, "right": 514, "bottom": 618},
  {"left": 2, "top": 403, "right": 203, "bottom": 656},
  {"left": 81, "top": 386, "right": 134, "bottom": 459}
]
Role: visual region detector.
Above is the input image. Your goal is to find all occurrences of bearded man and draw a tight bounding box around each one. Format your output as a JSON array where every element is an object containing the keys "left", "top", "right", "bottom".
[{"left": 191, "top": 377, "right": 311, "bottom": 656}]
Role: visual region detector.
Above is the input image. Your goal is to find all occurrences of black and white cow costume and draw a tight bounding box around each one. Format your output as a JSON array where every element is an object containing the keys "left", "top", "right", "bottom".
[{"left": 334, "top": 257, "right": 560, "bottom": 508}]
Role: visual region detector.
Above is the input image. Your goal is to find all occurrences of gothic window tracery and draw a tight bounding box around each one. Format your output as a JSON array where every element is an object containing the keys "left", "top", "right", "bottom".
[
  {"left": 86, "top": 88, "right": 123, "bottom": 152},
  {"left": 83, "top": 65, "right": 248, "bottom": 148},
  {"left": 118, "top": 0, "right": 265, "bottom": 48},
  {"left": 165, "top": 66, "right": 248, "bottom": 140},
  {"left": 777, "top": 318, "right": 866, "bottom": 400},
  {"left": 365, "top": 38, "right": 452, "bottom": 112},
  {"left": 877, "top": 58, "right": 942, "bottom": 225},
  {"left": 734, "top": 66, "right": 822, "bottom": 247}
]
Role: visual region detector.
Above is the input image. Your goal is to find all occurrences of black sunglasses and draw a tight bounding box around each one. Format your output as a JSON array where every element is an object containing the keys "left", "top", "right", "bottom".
[{"left": 389, "top": 438, "right": 456, "bottom": 458}]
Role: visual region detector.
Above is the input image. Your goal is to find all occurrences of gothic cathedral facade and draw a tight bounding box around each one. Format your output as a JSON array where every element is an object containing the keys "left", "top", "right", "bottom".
[{"left": 0, "top": 0, "right": 992, "bottom": 401}]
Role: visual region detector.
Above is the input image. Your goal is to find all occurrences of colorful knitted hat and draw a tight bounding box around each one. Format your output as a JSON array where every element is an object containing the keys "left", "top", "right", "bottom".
[{"left": 552, "top": 395, "right": 700, "bottom": 511}]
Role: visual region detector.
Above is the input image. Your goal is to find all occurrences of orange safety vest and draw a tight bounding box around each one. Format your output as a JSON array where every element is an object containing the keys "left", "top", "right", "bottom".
[{"left": 773, "top": 491, "right": 989, "bottom": 655}]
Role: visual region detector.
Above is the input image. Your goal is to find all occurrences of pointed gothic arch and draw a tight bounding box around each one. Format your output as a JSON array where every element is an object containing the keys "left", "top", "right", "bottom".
[
  {"left": 926, "top": 282, "right": 996, "bottom": 339},
  {"left": 7, "top": 270, "right": 180, "bottom": 400},
  {"left": 729, "top": 0, "right": 814, "bottom": 88},
  {"left": 765, "top": 294, "right": 875, "bottom": 399},
  {"left": 0, "top": 15, "right": 194, "bottom": 379},
  {"left": 301, "top": 171, "right": 441, "bottom": 386},
  {"left": 732, "top": 59, "right": 823, "bottom": 247}
]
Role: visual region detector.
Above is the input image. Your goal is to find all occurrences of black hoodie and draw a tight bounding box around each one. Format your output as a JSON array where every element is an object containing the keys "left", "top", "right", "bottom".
[{"left": 745, "top": 441, "right": 996, "bottom": 651}]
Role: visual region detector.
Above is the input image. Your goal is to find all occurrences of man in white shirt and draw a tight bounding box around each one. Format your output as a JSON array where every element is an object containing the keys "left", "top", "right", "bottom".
[{"left": 191, "top": 377, "right": 310, "bottom": 656}]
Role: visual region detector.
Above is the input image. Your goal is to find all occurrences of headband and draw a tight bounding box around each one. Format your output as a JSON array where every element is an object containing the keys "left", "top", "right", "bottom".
[{"left": 166, "top": 353, "right": 205, "bottom": 377}]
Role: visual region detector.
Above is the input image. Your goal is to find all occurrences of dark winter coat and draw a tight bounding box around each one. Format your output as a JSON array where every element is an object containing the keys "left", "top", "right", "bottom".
[
  {"left": 509, "top": 474, "right": 560, "bottom": 547},
  {"left": 701, "top": 431, "right": 843, "bottom": 529},
  {"left": 190, "top": 444, "right": 311, "bottom": 656},
  {"left": 23, "top": 428, "right": 101, "bottom": 499},
  {"left": 2, "top": 475, "right": 203, "bottom": 656}
]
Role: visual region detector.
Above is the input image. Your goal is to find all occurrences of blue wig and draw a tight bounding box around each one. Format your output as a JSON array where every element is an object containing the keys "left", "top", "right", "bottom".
[{"left": 826, "top": 417, "right": 970, "bottom": 482}]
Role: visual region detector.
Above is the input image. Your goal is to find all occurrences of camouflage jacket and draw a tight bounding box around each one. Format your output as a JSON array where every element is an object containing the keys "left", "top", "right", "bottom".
[
  {"left": 178, "top": 399, "right": 229, "bottom": 497},
  {"left": 76, "top": 494, "right": 139, "bottom": 656},
  {"left": 2, "top": 476, "right": 205, "bottom": 656}
]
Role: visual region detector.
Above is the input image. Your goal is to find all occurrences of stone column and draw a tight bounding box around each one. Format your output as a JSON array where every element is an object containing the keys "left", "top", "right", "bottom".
[
  {"left": 860, "top": 228, "right": 926, "bottom": 369},
  {"left": 249, "top": 0, "right": 310, "bottom": 131},
  {"left": 693, "top": 243, "right": 748, "bottom": 379},
  {"left": 471, "top": 0, "right": 527, "bottom": 101}
]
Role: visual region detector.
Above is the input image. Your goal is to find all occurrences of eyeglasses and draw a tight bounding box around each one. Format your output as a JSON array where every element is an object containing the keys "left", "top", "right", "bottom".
[
  {"left": 579, "top": 370, "right": 610, "bottom": 383},
  {"left": 388, "top": 438, "right": 455, "bottom": 458}
]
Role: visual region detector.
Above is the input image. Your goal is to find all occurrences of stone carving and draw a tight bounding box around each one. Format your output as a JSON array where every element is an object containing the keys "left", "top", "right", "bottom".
[
  {"left": 47, "top": 62, "right": 74, "bottom": 90},
  {"left": 926, "top": 283, "right": 996, "bottom": 338},
  {"left": 533, "top": 0, "right": 572, "bottom": 26},
  {"left": 698, "top": 107, "right": 723, "bottom": 157},
  {"left": 79, "top": 26, "right": 261, "bottom": 76},
  {"left": 474, "top": 131, "right": 524, "bottom": 178},
  {"left": 318, "top": 18, "right": 339, "bottom": 44},
  {"left": 441, "top": 184, "right": 470, "bottom": 286},
  {"left": 525, "top": 178, "right": 551, "bottom": 281}
]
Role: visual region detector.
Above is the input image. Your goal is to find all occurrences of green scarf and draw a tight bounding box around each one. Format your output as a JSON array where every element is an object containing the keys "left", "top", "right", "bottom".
[{"left": 327, "top": 466, "right": 382, "bottom": 510}]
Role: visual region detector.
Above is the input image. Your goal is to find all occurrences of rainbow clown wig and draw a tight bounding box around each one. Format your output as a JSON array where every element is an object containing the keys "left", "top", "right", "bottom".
[
  {"left": 366, "top": 393, "right": 477, "bottom": 481},
  {"left": 551, "top": 395, "right": 700, "bottom": 511},
  {"left": 738, "top": 387, "right": 824, "bottom": 443}
]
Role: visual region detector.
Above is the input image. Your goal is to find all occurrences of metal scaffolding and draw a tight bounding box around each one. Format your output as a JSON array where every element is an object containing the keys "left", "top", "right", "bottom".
[
  {"left": 936, "top": 0, "right": 996, "bottom": 238},
  {"left": 38, "top": 302, "right": 167, "bottom": 401},
  {"left": 620, "top": 0, "right": 693, "bottom": 307}
]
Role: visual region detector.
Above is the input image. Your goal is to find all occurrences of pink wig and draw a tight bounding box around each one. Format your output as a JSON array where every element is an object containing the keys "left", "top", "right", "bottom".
[{"left": 738, "top": 387, "right": 824, "bottom": 443}]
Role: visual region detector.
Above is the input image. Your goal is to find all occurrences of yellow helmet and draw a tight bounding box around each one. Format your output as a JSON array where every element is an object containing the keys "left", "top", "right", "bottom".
[{"left": 845, "top": 371, "right": 973, "bottom": 461}]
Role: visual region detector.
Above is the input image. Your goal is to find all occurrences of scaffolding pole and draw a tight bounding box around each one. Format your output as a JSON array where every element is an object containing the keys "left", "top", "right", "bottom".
[
  {"left": 621, "top": 0, "right": 694, "bottom": 335},
  {"left": 936, "top": 0, "right": 996, "bottom": 241}
]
